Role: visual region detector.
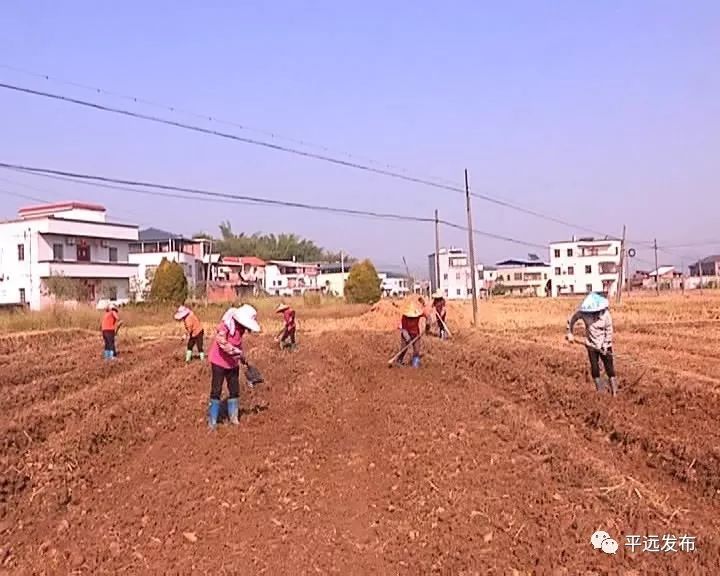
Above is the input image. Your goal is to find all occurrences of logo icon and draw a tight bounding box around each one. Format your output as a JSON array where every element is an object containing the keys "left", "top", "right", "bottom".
[{"left": 591, "top": 530, "right": 619, "bottom": 555}]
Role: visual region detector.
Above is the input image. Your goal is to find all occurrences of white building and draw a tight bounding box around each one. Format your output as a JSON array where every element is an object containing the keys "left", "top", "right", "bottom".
[
  {"left": 264, "top": 260, "right": 321, "bottom": 296},
  {"left": 428, "top": 248, "right": 487, "bottom": 299},
  {"left": 128, "top": 228, "right": 212, "bottom": 300},
  {"left": 0, "top": 202, "right": 139, "bottom": 310},
  {"left": 550, "top": 237, "right": 623, "bottom": 297},
  {"left": 495, "top": 258, "right": 551, "bottom": 297},
  {"left": 379, "top": 273, "right": 410, "bottom": 297}
]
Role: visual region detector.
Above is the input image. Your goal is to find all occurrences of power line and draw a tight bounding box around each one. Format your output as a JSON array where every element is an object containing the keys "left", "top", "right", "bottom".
[
  {"left": 0, "top": 80, "right": 618, "bottom": 237},
  {"left": 0, "top": 63, "right": 461, "bottom": 188},
  {"left": 0, "top": 161, "right": 553, "bottom": 251}
]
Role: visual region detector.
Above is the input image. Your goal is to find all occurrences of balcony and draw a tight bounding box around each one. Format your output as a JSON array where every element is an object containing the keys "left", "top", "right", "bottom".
[
  {"left": 36, "top": 261, "right": 138, "bottom": 279},
  {"left": 599, "top": 262, "right": 619, "bottom": 275}
]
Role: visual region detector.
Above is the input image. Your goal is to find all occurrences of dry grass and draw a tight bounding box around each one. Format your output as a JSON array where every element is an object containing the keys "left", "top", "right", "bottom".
[{"left": 0, "top": 297, "right": 369, "bottom": 334}]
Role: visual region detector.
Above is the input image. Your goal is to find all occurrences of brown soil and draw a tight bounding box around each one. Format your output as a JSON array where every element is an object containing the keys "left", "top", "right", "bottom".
[{"left": 1, "top": 321, "right": 719, "bottom": 574}]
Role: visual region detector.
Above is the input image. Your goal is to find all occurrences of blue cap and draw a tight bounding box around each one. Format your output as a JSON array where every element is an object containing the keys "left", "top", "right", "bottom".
[{"left": 580, "top": 292, "right": 609, "bottom": 313}]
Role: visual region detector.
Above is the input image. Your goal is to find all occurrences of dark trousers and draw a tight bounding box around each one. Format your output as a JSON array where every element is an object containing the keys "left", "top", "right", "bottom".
[
  {"left": 398, "top": 332, "right": 421, "bottom": 363},
  {"left": 281, "top": 327, "right": 296, "bottom": 345},
  {"left": 588, "top": 347, "right": 616, "bottom": 378},
  {"left": 102, "top": 330, "right": 116, "bottom": 353},
  {"left": 210, "top": 364, "right": 240, "bottom": 400},
  {"left": 187, "top": 330, "right": 204, "bottom": 352}
]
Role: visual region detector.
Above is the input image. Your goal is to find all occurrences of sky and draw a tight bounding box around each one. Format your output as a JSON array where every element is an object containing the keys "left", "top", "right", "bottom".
[{"left": 1, "top": 0, "right": 719, "bottom": 276}]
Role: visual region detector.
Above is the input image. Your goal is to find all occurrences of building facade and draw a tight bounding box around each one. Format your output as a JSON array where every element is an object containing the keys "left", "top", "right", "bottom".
[
  {"left": 494, "top": 259, "right": 551, "bottom": 297},
  {"left": 0, "top": 202, "right": 138, "bottom": 309},
  {"left": 428, "top": 248, "right": 489, "bottom": 299},
  {"left": 264, "top": 260, "right": 321, "bottom": 296},
  {"left": 550, "top": 238, "right": 623, "bottom": 297},
  {"left": 689, "top": 255, "right": 720, "bottom": 278},
  {"left": 128, "top": 228, "right": 211, "bottom": 300}
]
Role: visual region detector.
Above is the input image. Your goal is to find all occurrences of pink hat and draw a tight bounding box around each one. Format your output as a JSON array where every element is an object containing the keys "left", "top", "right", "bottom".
[{"left": 174, "top": 305, "right": 191, "bottom": 320}]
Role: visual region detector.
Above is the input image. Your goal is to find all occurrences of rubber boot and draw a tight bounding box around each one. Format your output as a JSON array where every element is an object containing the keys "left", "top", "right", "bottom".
[
  {"left": 207, "top": 399, "right": 220, "bottom": 430},
  {"left": 102, "top": 350, "right": 110, "bottom": 360},
  {"left": 108, "top": 350, "right": 116, "bottom": 361},
  {"left": 411, "top": 355, "right": 421, "bottom": 368},
  {"left": 227, "top": 398, "right": 239, "bottom": 425},
  {"left": 199, "top": 352, "right": 205, "bottom": 361},
  {"left": 185, "top": 349, "right": 193, "bottom": 363},
  {"left": 609, "top": 377, "right": 619, "bottom": 397},
  {"left": 593, "top": 377, "right": 606, "bottom": 392}
]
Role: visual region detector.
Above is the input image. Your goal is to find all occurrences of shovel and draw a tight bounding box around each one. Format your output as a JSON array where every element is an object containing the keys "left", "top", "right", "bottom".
[{"left": 388, "top": 335, "right": 421, "bottom": 367}]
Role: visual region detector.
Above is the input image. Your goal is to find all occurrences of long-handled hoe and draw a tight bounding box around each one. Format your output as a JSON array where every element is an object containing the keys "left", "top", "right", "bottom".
[{"left": 387, "top": 335, "right": 422, "bottom": 367}]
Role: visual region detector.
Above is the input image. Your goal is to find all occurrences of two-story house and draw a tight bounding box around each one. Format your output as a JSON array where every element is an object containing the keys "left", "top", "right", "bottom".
[
  {"left": 495, "top": 257, "right": 551, "bottom": 297},
  {"left": 550, "top": 237, "right": 623, "bottom": 297},
  {"left": 0, "top": 202, "right": 139, "bottom": 309},
  {"left": 264, "top": 260, "right": 321, "bottom": 296}
]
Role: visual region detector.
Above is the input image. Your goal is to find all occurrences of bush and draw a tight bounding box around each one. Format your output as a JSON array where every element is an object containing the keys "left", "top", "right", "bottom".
[
  {"left": 44, "top": 274, "right": 86, "bottom": 301},
  {"left": 149, "top": 258, "right": 188, "bottom": 305},
  {"left": 344, "top": 260, "right": 382, "bottom": 304}
]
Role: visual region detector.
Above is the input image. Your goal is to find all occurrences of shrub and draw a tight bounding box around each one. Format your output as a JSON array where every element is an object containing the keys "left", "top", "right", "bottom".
[
  {"left": 149, "top": 258, "right": 188, "bottom": 305},
  {"left": 344, "top": 260, "right": 382, "bottom": 304},
  {"left": 44, "top": 274, "right": 86, "bottom": 301}
]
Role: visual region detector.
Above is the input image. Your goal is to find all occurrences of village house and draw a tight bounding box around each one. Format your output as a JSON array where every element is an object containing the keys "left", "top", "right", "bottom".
[
  {"left": 128, "top": 228, "right": 214, "bottom": 300},
  {"left": 495, "top": 257, "right": 551, "bottom": 297},
  {"left": 209, "top": 255, "right": 266, "bottom": 300},
  {"left": 264, "top": 260, "right": 321, "bottom": 296},
  {"left": 550, "top": 237, "right": 623, "bottom": 297},
  {"left": 0, "top": 202, "right": 139, "bottom": 309}
]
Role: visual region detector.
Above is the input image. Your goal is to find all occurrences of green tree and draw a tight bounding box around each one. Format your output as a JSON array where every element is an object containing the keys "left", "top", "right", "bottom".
[
  {"left": 344, "top": 260, "right": 382, "bottom": 304},
  {"left": 149, "top": 258, "right": 188, "bottom": 304}
]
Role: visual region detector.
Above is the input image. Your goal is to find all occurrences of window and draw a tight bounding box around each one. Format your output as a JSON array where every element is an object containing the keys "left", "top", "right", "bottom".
[
  {"left": 553, "top": 249, "right": 560, "bottom": 258},
  {"left": 53, "top": 243, "right": 64, "bottom": 261},
  {"left": 567, "top": 249, "right": 573, "bottom": 257},
  {"left": 568, "top": 266, "right": 575, "bottom": 275},
  {"left": 109, "top": 247, "right": 118, "bottom": 263},
  {"left": 569, "top": 285, "right": 575, "bottom": 293},
  {"left": 106, "top": 286, "right": 118, "bottom": 299},
  {"left": 456, "top": 288, "right": 461, "bottom": 296},
  {"left": 19, "top": 288, "right": 26, "bottom": 303},
  {"left": 586, "top": 284, "right": 593, "bottom": 293},
  {"left": 17, "top": 244, "right": 25, "bottom": 261},
  {"left": 443, "top": 273, "right": 448, "bottom": 281},
  {"left": 514, "top": 273, "right": 522, "bottom": 281},
  {"left": 615, "top": 247, "right": 619, "bottom": 255},
  {"left": 585, "top": 265, "right": 592, "bottom": 274},
  {"left": 77, "top": 245, "right": 91, "bottom": 262},
  {"left": 455, "top": 272, "right": 461, "bottom": 280},
  {"left": 554, "top": 267, "right": 561, "bottom": 275}
]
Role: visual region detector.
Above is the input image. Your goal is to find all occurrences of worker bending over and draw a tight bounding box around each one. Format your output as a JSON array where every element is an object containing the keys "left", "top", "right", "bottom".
[
  {"left": 566, "top": 292, "right": 618, "bottom": 396},
  {"left": 275, "top": 303, "right": 296, "bottom": 349},
  {"left": 396, "top": 303, "right": 423, "bottom": 367},
  {"left": 432, "top": 291, "right": 448, "bottom": 339},
  {"left": 207, "top": 305, "right": 261, "bottom": 429},
  {"left": 101, "top": 304, "right": 122, "bottom": 360},
  {"left": 174, "top": 305, "right": 205, "bottom": 362}
]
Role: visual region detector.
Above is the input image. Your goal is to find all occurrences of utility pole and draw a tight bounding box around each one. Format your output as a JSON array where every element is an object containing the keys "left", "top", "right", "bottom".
[
  {"left": 340, "top": 250, "right": 345, "bottom": 296},
  {"left": 616, "top": 225, "right": 626, "bottom": 304},
  {"left": 465, "top": 169, "right": 478, "bottom": 327},
  {"left": 434, "top": 209, "right": 441, "bottom": 293},
  {"left": 205, "top": 238, "right": 213, "bottom": 305},
  {"left": 653, "top": 238, "right": 660, "bottom": 295}
]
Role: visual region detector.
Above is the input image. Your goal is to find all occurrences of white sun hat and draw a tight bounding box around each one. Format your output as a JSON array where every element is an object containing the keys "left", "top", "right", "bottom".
[
  {"left": 233, "top": 304, "right": 261, "bottom": 333},
  {"left": 174, "top": 305, "right": 191, "bottom": 320},
  {"left": 579, "top": 292, "right": 609, "bottom": 313}
]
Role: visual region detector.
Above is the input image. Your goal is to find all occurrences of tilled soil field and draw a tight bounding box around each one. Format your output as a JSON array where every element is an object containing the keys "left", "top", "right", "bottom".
[{"left": 2, "top": 321, "right": 720, "bottom": 574}]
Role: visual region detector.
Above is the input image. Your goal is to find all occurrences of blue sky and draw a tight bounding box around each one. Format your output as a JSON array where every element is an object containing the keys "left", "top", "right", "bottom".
[{"left": 1, "top": 1, "right": 718, "bottom": 274}]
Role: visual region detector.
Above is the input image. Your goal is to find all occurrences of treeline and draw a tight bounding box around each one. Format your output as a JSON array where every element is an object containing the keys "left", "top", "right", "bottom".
[{"left": 194, "top": 221, "right": 344, "bottom": 262}]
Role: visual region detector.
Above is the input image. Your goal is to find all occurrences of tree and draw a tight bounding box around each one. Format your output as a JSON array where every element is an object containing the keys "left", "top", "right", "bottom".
[
  {"left": 44, "top": 274, "right": 85, "bottom": 301},
  {"left": 149, "top": 258, "right": 188, "bottom": 304},
  {"left": 344, "top": 260, "right": 382, "bottom": 304}
]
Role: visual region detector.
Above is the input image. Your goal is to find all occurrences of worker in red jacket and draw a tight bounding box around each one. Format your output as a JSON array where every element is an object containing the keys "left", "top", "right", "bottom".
[
  {"left": 101, "top": 304, "right": 122, "bottom": 360},
  {"left": 395, "top": 303, "right": 423, "bottom": 367},
  {"left": 274, "top": 303, "right": 297, "bottom": 349}
]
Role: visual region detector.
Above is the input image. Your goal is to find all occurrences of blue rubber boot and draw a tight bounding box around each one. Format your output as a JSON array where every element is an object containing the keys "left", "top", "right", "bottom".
[
  {"left": 411, "top": 355, "right": 421, "bottom": 368},
  {"left": 208, "top": 399, "right": 221, "bottom": 430},
  {"left": 102, "top": 350, "right": 109, "bottom": 360},
  {"left": 227, "top": 398, "right": 239, "bottom": 425}
]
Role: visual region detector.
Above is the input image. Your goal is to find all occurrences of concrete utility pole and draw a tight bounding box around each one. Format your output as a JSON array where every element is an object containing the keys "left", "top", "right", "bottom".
[
  {"left": 434, "top": 209, "right": 441, "bottom": 293},
  {"left": 340, "top": 250, "right": 345, "bottom": 296},
  {"left": 205, "top": 238, "right": 213, "bottom": 305},
  {"left": 465, "top": 169, "right": 478, "bottom": 327},
  {"left": 616, "top": 225, "right": 626, "bottom": 303},
  {"left": 653, "top": 238, "right": 660, "bottom": 295}
]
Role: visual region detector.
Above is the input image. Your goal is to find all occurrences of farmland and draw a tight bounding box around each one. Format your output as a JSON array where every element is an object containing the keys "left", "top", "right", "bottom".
[{"left": 2, "top": 294, "right": 720, "bottom": 574}]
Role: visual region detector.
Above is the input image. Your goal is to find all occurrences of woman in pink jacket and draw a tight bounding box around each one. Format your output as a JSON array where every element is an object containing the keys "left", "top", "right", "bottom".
[{"left": 207, "top": 305, "right": 261, "bottom": 429}]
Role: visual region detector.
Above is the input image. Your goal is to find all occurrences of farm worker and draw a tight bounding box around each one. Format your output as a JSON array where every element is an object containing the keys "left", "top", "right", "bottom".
[
  {"left": 174, "top": 305, "right": 204, "bottom": 362},
  {"left": 432, "top": 291, "right": 448, "bottom": 339},
  {"left": 207, "top": 305, "right": 261, "bottom": 429},
  {"left": 396, "top": 303, "right": 423, "bottom": 367},
  {"left": 566, "top": 292, "right": 618, "bottom": 396},
  {"left": 274, "top": 303, "right": 296, "bottom": 349},
  {"left": 101, "top": 304, "right": 122, "bottom": 360}
]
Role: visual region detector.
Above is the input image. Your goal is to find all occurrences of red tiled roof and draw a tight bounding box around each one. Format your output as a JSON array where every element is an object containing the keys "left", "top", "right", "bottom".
[
  {"left": 18, "top": 201, "right": 106, "bottom": 214},
  {"left": 220, "top": 256, "right": 266, "bottom": 267}
]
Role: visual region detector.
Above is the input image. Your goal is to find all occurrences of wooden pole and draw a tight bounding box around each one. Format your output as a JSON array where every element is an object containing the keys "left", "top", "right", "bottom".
[
  {"left": 465, "top": 169, "right": 479, "bottom": 327},
  {"left": 434, "top": 209, "right": 441, "bottom": 294},
  {"left": 616, "top": 225, "right": 626, "bottom": 303},
  {"left": 653, "top": 238, "right": 660, "bottom": 295}
]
